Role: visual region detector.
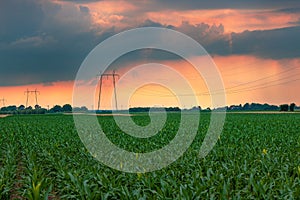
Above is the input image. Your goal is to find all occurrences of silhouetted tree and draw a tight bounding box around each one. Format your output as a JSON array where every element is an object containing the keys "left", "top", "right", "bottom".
[
  {"left": 18, "top": 105, "right": 25, "bottom": 110},
  {"left": 51, "top": 105, "right": 62, "bottom": 113},
  {"left": 6, "top": 105, "right": 17, "bottom": 111},
  {"left": 0, "top": 107, "right": 7, "bottom": 112},
  {"left": 280, "top": 104, "right": 289, "bottom": 111},
  {"left": 290, "top": 103, "right": 296, "bottom": 112},
  {"left": 190, "top": 106, "right": 201, "bottom": 111},
  {"left": 80, "top": 106, "right": 88, "bottom": 112},
  {"left": 73, "top": 106, "right": 88, "bottom": 112},
  {"left": 36, "top": 108, "right": 47, "bottom": 114},
  {"left": 34, "top": 104, "right": 41, "bottom": 109},
  {"left": 243, "top": 103, "right": 250, "bottom": 110},
  {"left": 62, "top": 104, "right": 72, "bottom": 112}
]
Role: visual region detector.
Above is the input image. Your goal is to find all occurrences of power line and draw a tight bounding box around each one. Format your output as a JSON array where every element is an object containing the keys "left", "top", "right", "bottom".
[
  {"left": 185, "top": 58, "right": 272, "bottom": 80},
  {"left": 191, "top": 65, "right": 299, "bottom": 97},
  {"left": 215, "top": 72, "right": 299, "bottom": 95},
  {"left": 191, "top": 70, "right": 300, "bottom": 97},
  {"left": 219, "top": 66, "right": 298, "bottom": 92},
  {"left": 225, "top": 77, "right": 300, "bottom": 95},
  {"left": 132, "top": 65, "right": 300, "bottom": 97}
]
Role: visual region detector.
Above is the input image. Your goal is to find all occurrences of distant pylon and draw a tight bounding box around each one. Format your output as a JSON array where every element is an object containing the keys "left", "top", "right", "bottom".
[
  {"left": 0, "top": 97, "right": 6, "bottom": 107},
  {"left": 24, "top": 89, "right": 40, "bottom": 107},
  {"left": 97, "top": 70, "right": 119, "bottom": 110}
]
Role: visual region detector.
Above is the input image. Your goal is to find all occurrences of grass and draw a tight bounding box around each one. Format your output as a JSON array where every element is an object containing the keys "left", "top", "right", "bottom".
[{"left": 0, "top": 113, "right": 299, "bottom": 199}]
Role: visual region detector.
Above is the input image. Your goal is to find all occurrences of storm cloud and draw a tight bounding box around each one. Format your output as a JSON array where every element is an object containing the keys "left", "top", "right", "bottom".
[
  {"left": 231, "top": 26, "right": 300, "bottom": 59},
  {"left": 59, "top": 0, "right": 300, "bottom": 11},
  {"left": 0, "top": 0, "right": 102, "bottom": 86},
  {"left": 126, "top": 0, "right": 300, "bottom": 12},
  {"left": 0, "top": 0, "right": 299, "bottom": 86}
]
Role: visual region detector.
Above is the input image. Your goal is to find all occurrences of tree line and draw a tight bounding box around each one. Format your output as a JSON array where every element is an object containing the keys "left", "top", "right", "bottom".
[
  {"left": 0, "top": 102, "right": 298, "bottom": 115},
  {"left": 225, "top": 103, "right": 297, "bottom": 112},
  {"left": 128, "top": 103, "right": 299, "bottom": 112},
  {"left": 0, "top": 104, "right": 88, "bottom": 114}
]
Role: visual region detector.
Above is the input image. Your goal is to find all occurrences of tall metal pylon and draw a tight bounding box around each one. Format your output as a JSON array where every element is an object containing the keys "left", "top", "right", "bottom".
[
  {"left": 0, "top": 97, "right": 6, "bottom": 107},
  {"left": 24, "top": 89, "right": 40, "bottom": 107},
  {"left": 97, "top": 70, "right": 119, "bottom": 111}
]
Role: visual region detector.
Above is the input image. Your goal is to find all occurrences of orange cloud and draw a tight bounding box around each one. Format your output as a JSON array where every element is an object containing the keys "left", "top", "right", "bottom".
[
  {"left": 52, "top": 1, "right": 300, "bottom": 33},
  {"left": 145, "top": 9, "right": 300, "bottom": 32}
]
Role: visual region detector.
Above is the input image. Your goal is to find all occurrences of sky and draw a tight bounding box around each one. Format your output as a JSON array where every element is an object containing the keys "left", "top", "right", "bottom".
[{"left": 0, "top": 0, "right": 300, "bottom": 109}]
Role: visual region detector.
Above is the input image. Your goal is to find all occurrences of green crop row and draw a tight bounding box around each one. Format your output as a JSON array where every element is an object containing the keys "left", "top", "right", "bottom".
[{"left": 0, "top": 113, "right": 299, "bottom": 199}]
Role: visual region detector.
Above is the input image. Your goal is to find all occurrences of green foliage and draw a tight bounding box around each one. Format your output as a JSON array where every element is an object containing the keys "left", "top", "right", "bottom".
[
  {"left": 0, "top": 113, "right": 299, "bottom": 199},
  {"left": 0, "top": 137, "right": 18, "bottom": 199},
  {"left": 62, "top": 104, "right": 72, "bottom": 112},
  {"left": 280, "top": 104, "right": 289, "bottom": 111}
]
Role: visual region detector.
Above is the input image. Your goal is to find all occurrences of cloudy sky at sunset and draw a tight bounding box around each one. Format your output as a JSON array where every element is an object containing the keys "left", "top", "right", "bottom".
[{"left": 0, "top": 0, "right": 299, "bottom": 109}]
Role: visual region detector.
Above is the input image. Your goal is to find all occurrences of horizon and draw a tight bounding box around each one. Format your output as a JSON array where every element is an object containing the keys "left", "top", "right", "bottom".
[
  {"left": 0, "top": 1, "right": 299, "bottom": 108},
  {"left": 0, "top": 101, "right": 298, "bottom": 111}
]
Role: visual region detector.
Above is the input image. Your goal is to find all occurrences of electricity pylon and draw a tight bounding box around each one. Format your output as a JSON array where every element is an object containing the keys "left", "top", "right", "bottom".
[
  {"left": 97, "top": 70, "right": 119, "bottom": 111},
  {"left": 0, "top": 97, "right": 6, "bottom": 107},
  {"left": 24, "top": 89, "right": 40, "bottom": 107}
]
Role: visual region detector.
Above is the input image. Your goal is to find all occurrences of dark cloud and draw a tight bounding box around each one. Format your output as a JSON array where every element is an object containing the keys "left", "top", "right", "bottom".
[
  {"left": 0, "top": 0, "right": 299, "bottom": 86},
  {"left": 173, "top": 22, "right": 300, "bottom": 59},
  {"left": 79, "top": 5, "right": 90, "bottom": 13},
  {"left": 0, "top": 0, "right": 103, "bottom": 86},
  {"left": 231, "top": 26, "right": 300, "bottom": 59},
  {"left": 0, "top": 0, "right": 44, "bottom": 42},
  {"left": 58, "top": 0, "right": 300, "bottom": 11},
  {"left": 97, "top": 22, "right": 300, "bottom": 72},
  {"left": 57, "top": 0, "right": 99, "bottom": 2},
  {"left": 138, "top": 19, "right": 167, "bottom": 28},
  {"left": 275, "top": 7, "right": 300, "bottom": 13},
  {"left": 174, "top": 22, "right": 231, "bottom": 55},
  {"left": 132, "top": 0, "right": 300, "bottom": 11}
]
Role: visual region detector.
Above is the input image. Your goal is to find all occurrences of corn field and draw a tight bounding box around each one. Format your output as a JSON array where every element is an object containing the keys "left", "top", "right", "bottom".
[{"left": 0, "top": 113, "right": 299, "bottom": 199}]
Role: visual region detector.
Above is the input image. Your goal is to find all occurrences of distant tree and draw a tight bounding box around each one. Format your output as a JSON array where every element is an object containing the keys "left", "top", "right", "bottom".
[
  {"left": 72, "top": 107, "right": 80, "bottom": 112},
  {"left": 167, "top": 107, "right": 181, "bottom": 112},
  {"left": 0, "top": 107, "right": 7, "bottom": 112},
  {"left": 129, "top": 107, "right": 150, "bottom": 113},
  {"left": 34, "top": 104, "right": 41, "bottom": 109},
  {"left": 26, "top": 106, "right": 33, "bottom": 110},
  {"left": 72, "top": 106, "right": 88, "bottom": 112},
  {"left": 190, "top": 106, "right": 201, "bottom": 111},
  {"left": 25, "top": 109, "right": 32, "bottom": 114},
  {"left": 51, "top": 105, "right": 62, "bottom": 113},
  {"left": 36, "top": 108, "right": 47, "bottom": 114},
  {"left": 80, "top": 106, "right": 88, "bottom": 112},
  {"left": 240, "top": 103, "right": 279, "bottom": 111},
  {"left": 18, "top": 105, "right": 25, "bottom": 110},
  {"left": 214, "top": 106, "right": 227, "bottom": 111},
  {"left": 6, "top": 105, "right": 17, "bottom": 111},
  {"left": 243, "top": 103, "right": 250, "bottom": 110},
  {"left": 228, "top": 105, "right": 242, "bottom": 111},
  {"left": 62, "top": 104, "right": 72, "bottom": 112},
  {"left": 280, "top": 104, "right": 289, "bottom": 111},
  {"left": 290, "top": 103, "right": 296, "bottom": 112}
]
